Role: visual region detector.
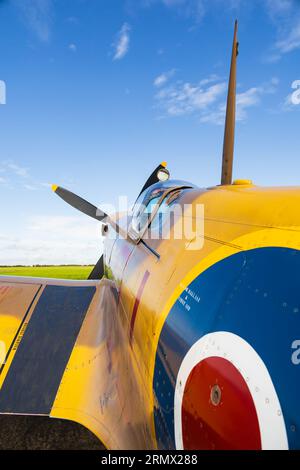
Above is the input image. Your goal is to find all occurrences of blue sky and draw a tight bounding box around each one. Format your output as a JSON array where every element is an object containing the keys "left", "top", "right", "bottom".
[{"left": 0, "top": 0, "right": 299, "bottom": 265}]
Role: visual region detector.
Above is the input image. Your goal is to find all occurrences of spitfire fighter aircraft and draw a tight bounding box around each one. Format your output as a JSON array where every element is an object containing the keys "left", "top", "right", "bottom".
[{"left": 0, "top": 22, "right": 300, "bottom": 450}]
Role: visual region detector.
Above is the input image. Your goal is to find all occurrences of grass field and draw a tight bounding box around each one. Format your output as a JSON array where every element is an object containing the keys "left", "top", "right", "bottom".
[{"left": 0, "top": 265, "right": 94, "bottom": 280}]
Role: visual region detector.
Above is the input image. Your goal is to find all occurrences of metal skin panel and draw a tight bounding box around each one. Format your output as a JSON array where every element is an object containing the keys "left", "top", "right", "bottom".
[
  {"left": 0, "top": 285, "right": 96, "bottom": 415},
  {"left": 0, "top": 282, "right": 42, "bottom": 383},
  {"left": 50, "top": 278, "right": 156, "bottom": 450},
  {"left": 0, "top": 184, "right": 300, "bottom": 449},
  {"left": 104, "top": 184, "right": 300, "bottom": 449}
]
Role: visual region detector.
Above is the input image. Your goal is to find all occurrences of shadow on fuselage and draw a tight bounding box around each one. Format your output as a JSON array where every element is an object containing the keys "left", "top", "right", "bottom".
[{"left": 0, "top": 415, "right": 105, "bottom": 450}]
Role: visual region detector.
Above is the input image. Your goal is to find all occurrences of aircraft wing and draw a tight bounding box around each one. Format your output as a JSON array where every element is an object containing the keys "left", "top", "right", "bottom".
[{"left": 0, "top": 276, "right": 153, "bottom": 450}]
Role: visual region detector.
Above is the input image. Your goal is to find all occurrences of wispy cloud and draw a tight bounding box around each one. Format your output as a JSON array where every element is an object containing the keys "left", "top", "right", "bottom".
[
  {"left": 23, "top": 184, "right": 37, "bottom": 191},
  {"left": 150, "top": 0, "right": 295, "bottom": 23},
  {"left": 113, "top": 23, "right": 131, "bottom": 61},
  {"left": 143, "top": 0, "right": 243, "bottom": 23},
  {"left": 154, "top": 74, "right": 225, "bottom": 118},
  {"left": 162, "top": 0, "right": 206, "bottom": 22},
  {"left": 201, "top": 87, "right": 263, "bottom": 125},
  {"left": 158, "top": 82, "right": 226, "bottom": 117},
  {"left": 154, "top": 74, "right": 279, "bottom": 124},
  {"left": 0, "top": 160, "right": 29, "bottom": 179},
  {"left": 144, "top": 1, "right": 300, "bottom": 61},
  {"left": 13, "top": 0, "right": 53, "bottom": 42},
  {"left": 263, "top": 0, "right": 300, "bottom": 60},
  {"left": 66, "top": 16, "right": 79, "bottom": 25},
  {"left": 207, "top": 78, "right": 279, "bottom": 124},
  {"left": 68, "top": 43, "right": 77, "bottom": 52},
  {"left": 264, "top": 0, "right": 294, "bottom": 17},
  {"left": 275, "top": 22, "right": 300, "bottom": 53},
  {"left": 0, "top": 160, "right": 52, "bottom": 191},
  {"left": 236, "top": 87, "right": 263, "bottom": 119},
  {"left": 154, "top": 69, "right": 176, "bottom": 87},
  {"left": 7, "top": 162, "right": 29, "bottom": 178}
]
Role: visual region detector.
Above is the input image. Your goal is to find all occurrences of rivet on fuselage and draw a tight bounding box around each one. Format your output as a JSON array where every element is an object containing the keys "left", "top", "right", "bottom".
[{"left": 210, "top": 385, "right": 222, "bottom": 406}]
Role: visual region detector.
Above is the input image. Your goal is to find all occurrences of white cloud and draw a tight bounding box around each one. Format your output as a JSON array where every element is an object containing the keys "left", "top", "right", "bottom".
[
  {"left": 144, "top": 0, "right": 205, "bottom": 23},
  {"left": 0, "top": 161, "right": 55, "bottom": 192},
  {"left": 0, "top": 215, "right": 102, "bottom": 265},
  {"left": 264, "top": 0, "right": 293, "bottom": 17},
  {"left": 275, "top": 22, "right": 300, "bottom": 53},
  {"left": 205, "top": 79, "right": 279, "bottom": 124},
  {"left": 154, "top": 69, "right": 176, "bottom": 87},
  {"left": 151, "top": 0, "right": 294, "bottom": 23},
  {"left": 236, "top": 87, "right": 262, "bottom": 120},
  {"left": 68, "top": 43, "right": 77, "bottom": 52},
  {"left": 113, "top": 23, "right": 131, "bottom": 61},
  {"left": 66, "top": 16, "right": 79, "bottom": 25},
  {"left": 154, "top": 75, "right": 227, "bottom": 118},
  {"left": 24, "top": 184, "right": 37, "bottom": 191},
  {"left": 0, "top": 161, "right": 30, "bottom": 181},
  {"left": 262, "top": 0, "right": 300, "bottom": 59},
  {"left": 6, "top": 162, "right": 29, "bottom": 178},
  {"left": 155, "top": 74, "right": 279, "bottom": 124},
  {"left": 13, "top": 0, "right": 53, "bottom": 42},
  {"left": 144, "top": 1, "right": 300, "bottom": 61},
  {"left": 143, "top": 0, "right": 244, "bottom": 23}
]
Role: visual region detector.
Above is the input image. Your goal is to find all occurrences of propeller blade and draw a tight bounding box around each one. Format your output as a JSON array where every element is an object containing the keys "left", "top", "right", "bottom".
[
  {"left": 51, "top": 185, "right": 108, "bottom": 222},
  {"left": 52, "top": 184, "right": 132, "bottom": 241}
]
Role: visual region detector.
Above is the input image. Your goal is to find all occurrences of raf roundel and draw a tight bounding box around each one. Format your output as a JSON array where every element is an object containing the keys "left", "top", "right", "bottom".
[
  {"left": 153, "top": 248, "right": 300, "bottom": 450},
  {"left": 174, "top": 332, "right": 288, "bottom": 450}
]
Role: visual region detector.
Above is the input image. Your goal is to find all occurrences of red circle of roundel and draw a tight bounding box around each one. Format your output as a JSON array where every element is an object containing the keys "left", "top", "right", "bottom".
[{"left": 181, "top": 357, "right": 262, "bottom": 450}]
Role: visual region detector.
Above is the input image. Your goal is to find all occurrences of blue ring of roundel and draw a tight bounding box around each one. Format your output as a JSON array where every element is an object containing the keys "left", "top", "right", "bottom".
[{"left": 153, "top": 247, "right": 300, "bottom": 450}]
